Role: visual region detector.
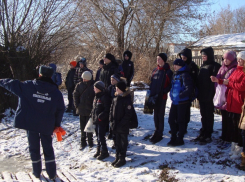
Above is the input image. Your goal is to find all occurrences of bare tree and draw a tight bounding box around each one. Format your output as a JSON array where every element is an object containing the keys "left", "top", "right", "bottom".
[
  {"left": 200, "top": 5, "right": 245, "bottom": 36},
  {"left": 0, "top": 0, "right": 82, "bottom": 80},
  {"left": 0, "top": 0, "right": 83, "bottom": 112}
]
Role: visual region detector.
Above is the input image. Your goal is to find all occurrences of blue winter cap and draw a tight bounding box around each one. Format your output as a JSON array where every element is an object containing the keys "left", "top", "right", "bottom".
[
  {"left": 79, "top": 58, "right": 86, "bottom": 66},
  {"left": 39, "top": 65, "right": 54, "bottom": 77},
  {"left": 173, "top": 59, "right": 185, "bottom": 67},
  {"left": 94, "top": 81, "right": 105, "bottom": 91},
  {"left": 111, "top": 74, "right": 120, "bottom": 82}
]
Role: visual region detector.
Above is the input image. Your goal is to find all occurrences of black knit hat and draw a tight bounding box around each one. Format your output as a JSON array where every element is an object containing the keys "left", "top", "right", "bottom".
[
  {"left": 158, "top": 53, "right": 167, "bottom": 62},
  {"left": 39, "top": 65, "right": 54, "bottom": 77},
  {"left": 123, "top": 50, "right": 132, "bottom": 60},
  {"left": 105, "top": 53, "right": 115, "bottom": 62},
  {"left": 116, "top": 81, "right": 127, "bottom": 92},
  {"left": 173, "top": 59, "right": 185, "bottom": 67},
  {"left": 94, "top": 81, "right": 105, "bottom": 91},
  {"left": 99, "top": 59, "right": 104, "bottom": 65}
]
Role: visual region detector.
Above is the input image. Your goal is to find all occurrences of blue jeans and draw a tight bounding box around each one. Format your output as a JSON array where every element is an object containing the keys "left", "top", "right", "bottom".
[{"left": 27, "top": 131, "right": 56, "bottom": 178}]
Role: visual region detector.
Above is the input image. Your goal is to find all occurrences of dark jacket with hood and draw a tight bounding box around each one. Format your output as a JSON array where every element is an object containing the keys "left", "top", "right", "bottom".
[
  {"left": 170, "top": 65, "right": 193, "bottom": 105},
  {"left": 49, "top": 63, "right": 62, "bottom": 86},
  {"left": 109, "top": 89, "right": 133, "bottom": 134},
  {"left": 197, "top": 47, "right": 221, "bottom": 102},
  {"left": 149, "top": 63, "right": 173, "bottom": 100},
  {"left": 107, "top": 84, "right": 116, "bottom": 100},
  {"left": 91, "top": 91, "right": 111, "bottom": 125},
  {"left": 100, "top": 61, "right": 119, "bottom": 88},
  {"left": 178, "top": 48, "right": 199, "bottom": 86},
  {"left": 0, "top": 77, "right": 65, "bottom": 135},
  {"left": 65, "top": 68, "right": 76, "bottom": 90},
  {"left": 122, "top": 50, "right": 134, "bottom": 86},
  {"left": 73, "top": 80, "right": 95, "bottom": 116},
  {"left": 95, "top": 67, "right": 102, "bottom": 82}
]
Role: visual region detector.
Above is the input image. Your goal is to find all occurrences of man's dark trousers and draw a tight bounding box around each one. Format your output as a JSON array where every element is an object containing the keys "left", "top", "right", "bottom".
[{"left": 27, "top": 131, "right": 56, "bottom": 179}]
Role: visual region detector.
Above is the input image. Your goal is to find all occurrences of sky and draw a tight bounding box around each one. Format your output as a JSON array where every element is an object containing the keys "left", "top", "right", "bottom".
[
  {"left": 178, "top": 0, "right": 245, "bottom": 42},
  {"left": 209, "top": 0, "right": 245, "bottom": 12}
]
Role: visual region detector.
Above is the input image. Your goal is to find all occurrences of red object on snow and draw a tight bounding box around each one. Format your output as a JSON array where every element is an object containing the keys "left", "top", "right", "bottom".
[{"left": 53, "top": 127, "right": 66, "bottom": 142}]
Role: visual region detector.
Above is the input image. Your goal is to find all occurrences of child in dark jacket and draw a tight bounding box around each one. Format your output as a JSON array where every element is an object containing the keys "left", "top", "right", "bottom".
[
  {"left": 107, "top": 74, "right": 121, "bottom": 142},
  {"left": 110, "top": 81, "right": 133, "bottom": 167},
  {"left": 107, "top": 74, "right": 121, "bottom": 99},
  {"left": 168, "top": 59, "right": 193, "bottom": 146},
  {"left": 91, "top": 81, "right": 111, "bottom": 160}
]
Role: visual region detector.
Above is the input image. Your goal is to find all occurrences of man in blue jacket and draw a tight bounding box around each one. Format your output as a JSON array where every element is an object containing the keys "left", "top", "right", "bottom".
[{"left": 0, "top": 65, "right": 65, "bottom": 180}]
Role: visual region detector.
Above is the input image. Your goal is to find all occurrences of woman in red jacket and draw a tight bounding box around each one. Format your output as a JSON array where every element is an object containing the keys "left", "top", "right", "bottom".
[{"left": 215, "top": 52, "right": 245, "bottom": 149}]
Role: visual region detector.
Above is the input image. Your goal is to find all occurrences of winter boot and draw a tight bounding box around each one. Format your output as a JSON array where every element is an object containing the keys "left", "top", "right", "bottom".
[
  {"left": 174, "top": 139, "right": 184, "bottom": 146},
  {"left": 49, "top": 175, "right": 57, "bottom": 181},
  {"left": 97, "top": 151, "right": 109, "bottom": 160},
  {"left": 199, "top": 136, "right": 212, "bottom": 145},
  {"left": 88, "top": 141, "right": 94, "bottom": 149},
  {"left": 192, "top": 134, "right": 204, "bottom": 142},
  {"left": 167, "top": 137, "right": 176, "bottom": 146},
  {"left": 229, "top": 142, "right": 236, "bottom": 156},
  {"left": 111, "top": 154, "right": 119, "bottom": 166},
  {"left": 240, "top": 152, "right": 245, "bottom": 167},
  {"left": 80, "top": 145, "right": 87, "bottom": 151},
  {"left": 80, "top": 141, "right": 87, "bottom": 151},
  {"left": 149, "top": 132, "right": 157, "bottom": 142},
  {"left": 32, "top": 173, "right": 40, "bottom": 179},
  {"left": 65, "top": 107, "right": 72, "bottom": 113},
  {"left": 151, "top": 135, "right": 163, "bottom": 144},
  {"left": 114, "top": 157, "right": 126, "bottom": 167},
  {"left": 93, "top": 147, "right": 100, "bottom": 158}
]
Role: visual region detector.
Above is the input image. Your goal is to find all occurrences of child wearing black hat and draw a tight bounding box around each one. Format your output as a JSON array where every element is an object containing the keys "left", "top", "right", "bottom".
[
  {"left": 167, "top": 59, "right": 193, "bottom": 146},
  {"left": 100, "top": 53, "right": 119, "bottom": 88},
  {"left": 109, "top": 81, "right": 133, "bottom": 167},
  {"left": 107, "top": 74, "right": 121, "bottom": 143},
  {"left": 90, "top": 81, "right": 111, "bottom": 160},
  {"left": 148, "top": 53, "right": 173, "bottom": 144}
]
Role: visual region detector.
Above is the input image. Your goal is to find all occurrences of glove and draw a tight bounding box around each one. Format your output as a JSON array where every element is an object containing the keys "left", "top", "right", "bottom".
[{"left": 53, "top": 127, "right": 66, "bottom": 142}]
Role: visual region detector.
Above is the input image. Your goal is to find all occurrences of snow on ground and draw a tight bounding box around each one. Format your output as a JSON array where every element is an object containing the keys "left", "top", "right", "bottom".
[{"left": 0, "top": 90, "right": 245, "bottom": 181}]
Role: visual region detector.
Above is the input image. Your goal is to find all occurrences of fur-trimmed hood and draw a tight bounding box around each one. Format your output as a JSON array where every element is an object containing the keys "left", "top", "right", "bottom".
[{"left": 115, "top": 88, "right": 131, "bottom": 97}]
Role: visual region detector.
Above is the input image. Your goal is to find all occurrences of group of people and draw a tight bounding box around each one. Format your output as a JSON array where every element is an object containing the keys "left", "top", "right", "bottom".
[
  {"left": 0, "top": 50, "right": 135, "bottom": 179},
  {"left": 1, "top": 47, "right": 245, "bottom": 180},
  {"left": 148, "top": 47, "right": 245, "bottom": 168},
  {"left": 65, "top": 50, "right": 136, "bottom": 168}
]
